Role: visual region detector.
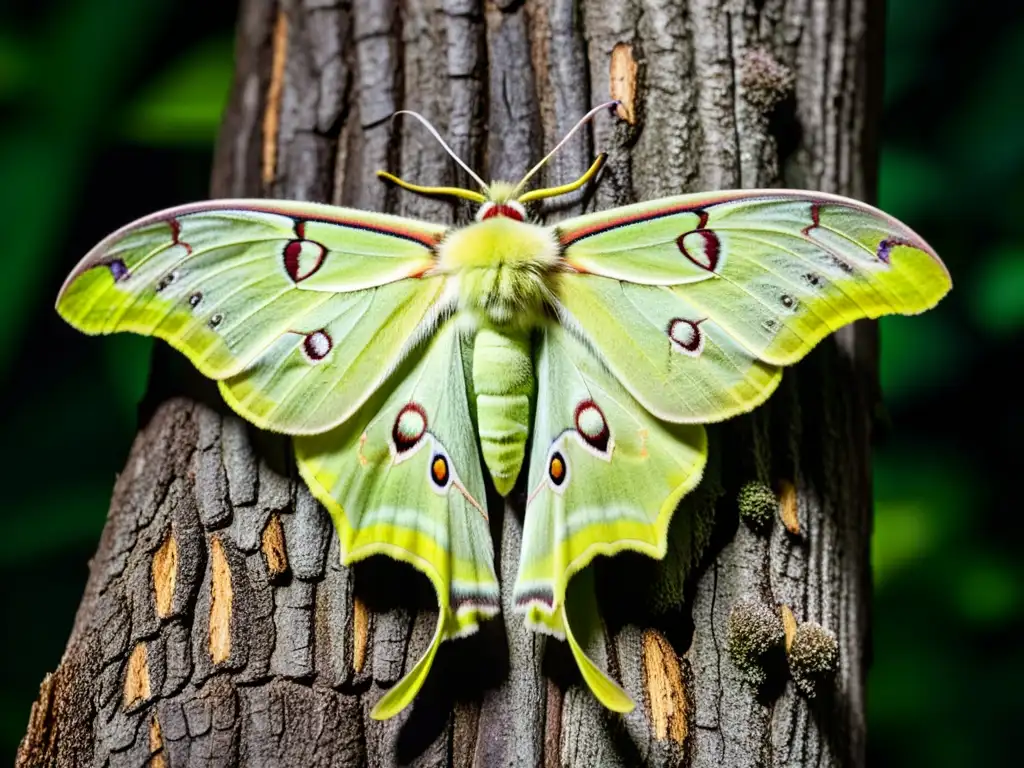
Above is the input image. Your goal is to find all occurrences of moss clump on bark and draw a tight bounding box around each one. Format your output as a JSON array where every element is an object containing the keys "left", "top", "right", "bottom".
[
  {"left": 726, "top": 597, "right": 785, "bottom": 685},
  {"left": 788, "top": 622, "right": 839, "bottom": 696},
  {"left": 737, "top": 481, "right": 777, "bottom": 531}
]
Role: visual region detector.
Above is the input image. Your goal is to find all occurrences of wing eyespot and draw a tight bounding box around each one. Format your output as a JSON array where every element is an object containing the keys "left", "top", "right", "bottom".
[
  {"left": 676, "top": 229, "right": 721, "bottom": 272},
  {"left": 667, "top": 317, "right": 705, "bottom": 357},
  {"left": 188, "top": 292, "right": 203, "bottom": 308},
  {"left": 208, "top": 313, "right": 224, "bottom": 329},
  {"left": 155, "top": 271, "right": 179, "bottom": 292},
  {"left": 302, "top": 329, "right": 333, "bottom": 362},
  {"left": 392, "top": 403, "right": 427, "bottom": 454},
  {"left": 574, "top": 400, "right": 611, "bottom": 454},
  {"left": 425, "top": 445, "right": 457, "bottom": 495},
  {"left": 108, "top": 260, "right": 129, "bottom": 282},
  {"left": 548, "top": 451, "right": 567, "bottom": 486},
  {"left": 284, "top": 238, "right": 327, "bottom": 282},
  {"left": 430, "top": 453, "right": 451, "bottom": 488}
]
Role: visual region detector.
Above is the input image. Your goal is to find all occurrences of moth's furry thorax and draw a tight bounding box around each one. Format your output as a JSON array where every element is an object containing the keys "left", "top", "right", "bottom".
[{"left": 437, "top": 216, "right": 561, "bottom": 329}]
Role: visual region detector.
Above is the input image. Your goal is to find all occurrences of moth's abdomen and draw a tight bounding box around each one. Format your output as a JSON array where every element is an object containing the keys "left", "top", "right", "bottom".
[{"left": 472, "top": 326, "right": 533, "bottom": 496}]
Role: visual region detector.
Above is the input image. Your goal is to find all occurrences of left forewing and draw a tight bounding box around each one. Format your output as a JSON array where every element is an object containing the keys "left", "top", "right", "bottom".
[{"left": 57, "top": 200, "right": 450, "bottom": 434}]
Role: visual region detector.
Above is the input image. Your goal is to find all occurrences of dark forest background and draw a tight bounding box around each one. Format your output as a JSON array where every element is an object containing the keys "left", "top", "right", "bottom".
[{"left": 0, "top": 0, "right": 1019, "bottom": 764}]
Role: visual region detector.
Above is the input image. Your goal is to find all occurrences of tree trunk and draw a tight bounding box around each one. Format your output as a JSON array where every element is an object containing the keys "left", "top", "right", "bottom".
[{"left": 19, "top": 0, "right": 883, "bottom": 765}]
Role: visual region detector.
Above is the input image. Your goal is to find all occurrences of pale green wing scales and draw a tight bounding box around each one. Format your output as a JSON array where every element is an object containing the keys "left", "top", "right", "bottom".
[
  {"left": 218, "top": 278, "right": 446, "bottom": 433},
  {"left": 512, "top": 323, "right": 706, "bottom": 711},
  {"left": 56, "top": 200, "right": 448, "bottom": 433},
  {"left": 556, "top": 276, "right": 783, "bottom": 423},
  {"left": 295, "top": 322, "right": 499, "bottom": 720},
  {"left": 554, "top": 189, "right": 952, "bottom": 423}
]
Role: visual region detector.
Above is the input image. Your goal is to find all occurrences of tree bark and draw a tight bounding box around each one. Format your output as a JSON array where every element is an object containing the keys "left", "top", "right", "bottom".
[{"left": 19, "top": 0, "right": 883, "bottom": 765}]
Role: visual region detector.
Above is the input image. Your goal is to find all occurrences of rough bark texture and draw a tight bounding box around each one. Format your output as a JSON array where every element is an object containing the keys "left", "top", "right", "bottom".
[{"left": 19, "top": 0, "right": 883, "bottom": 765}]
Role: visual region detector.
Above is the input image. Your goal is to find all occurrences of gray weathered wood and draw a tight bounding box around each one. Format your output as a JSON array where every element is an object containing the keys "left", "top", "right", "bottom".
[{"left": 18, "top": 0, "right": 881, "bottom": 765}]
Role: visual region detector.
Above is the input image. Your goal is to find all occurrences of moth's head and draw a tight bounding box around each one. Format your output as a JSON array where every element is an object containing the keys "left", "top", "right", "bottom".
[
  {"left": 475, "top": 187, "right": 528, "bottom": 223},
  {"left": 474, "top": 182, "right": 532, "bottom": 222},
  {"left": 376, "top": 101, "right": 618, "bottom": 219}
]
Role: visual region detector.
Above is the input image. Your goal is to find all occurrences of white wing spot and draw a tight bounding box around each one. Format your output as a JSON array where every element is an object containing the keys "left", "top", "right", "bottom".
[
  {"left": 668, "top": 317, "right": 704, "bottom": 356},
  {"left": 676, "top": 229, "right": 721, "bottom": 272},
  {"left": 303, "top": 329, "right": 332, "bottom": 361},
  {"left": 392, "top": 403, "right": 427, "bottom": 452},
  {"left": 284, "top": 239, "right": 327, "bottom": 282}
]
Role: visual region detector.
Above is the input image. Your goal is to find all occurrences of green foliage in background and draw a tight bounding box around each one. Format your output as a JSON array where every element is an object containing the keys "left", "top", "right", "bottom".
[
  {"left": 0, "top": 0, "right": 1019, "bottom": 763},
  {"left": 871, "top": 2, "right": 1023, "bottom": 765},
  {"left": 0, "top": 0, "right": 234, "bottom": 755}
]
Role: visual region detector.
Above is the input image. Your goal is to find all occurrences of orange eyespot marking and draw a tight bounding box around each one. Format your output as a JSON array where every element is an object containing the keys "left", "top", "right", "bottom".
[
  {"left": 431, "top": 455, "right": 450, "bottom": 487},
  {"left": 548, "top": 452, "right": 567, "bottom": 486}
]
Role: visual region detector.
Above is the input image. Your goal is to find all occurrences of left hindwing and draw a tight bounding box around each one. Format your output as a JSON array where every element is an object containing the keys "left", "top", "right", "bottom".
[{"left": 552, "top": 190, "right": 952, "bottom": 423}]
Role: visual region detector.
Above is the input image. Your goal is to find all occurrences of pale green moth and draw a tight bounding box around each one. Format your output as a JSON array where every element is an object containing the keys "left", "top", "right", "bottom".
[{"left": 56, "top": 102, "right": 951, "bottom": 719}]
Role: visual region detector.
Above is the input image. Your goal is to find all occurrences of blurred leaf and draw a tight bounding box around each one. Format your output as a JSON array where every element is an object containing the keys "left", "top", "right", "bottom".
[
  {"left": 878, "top": 147, "right": 951, "bottom": 222},
  {"left": 883, "top": 0, "right": 954, "bottom": 106},
  {"left": 122, "top": 37, "right": 233, "bottom": 146},
  {"left": 871, "top": 502, "right": 937, "bottom": 586},
  {"left": 955, "top": 557, "right": 1020, "bottom": 624},
  {"left": 0, "top": 140, "right": 79, "bottom": 371},
  {"left": 0, "top": 29, "right": 31, "bottom": 100},
  {"left": 970, "top": 245, "right": 1024, "bottom": 334},
  {"left": 101, "top": 335, "right": 153, "bottom": 425},
  {"left": 0, "top": 0, "right": 171, "bottom": 378},
  {"left": 868, "top": 644, "right": 946, "bottom": 723},
  {"left": 867, "top": 639, "right": 978, "bottom": 768},
  {"left": 943, "top": 25, "right": 1024, "bottom": 182},
  {"left": 872, "top": 450, "right": 975, "bottom": 587},
  {"left": 879, "top": 313, "right": 967, "bottom": 402},
  {"left": 0, "top": 486, "right": 109, "bottom": 564}
]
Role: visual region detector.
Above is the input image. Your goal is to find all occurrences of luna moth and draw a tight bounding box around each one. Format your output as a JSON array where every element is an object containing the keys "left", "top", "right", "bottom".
[{"left": 56, "top": 102, "right": 951, "bottom": 719}]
